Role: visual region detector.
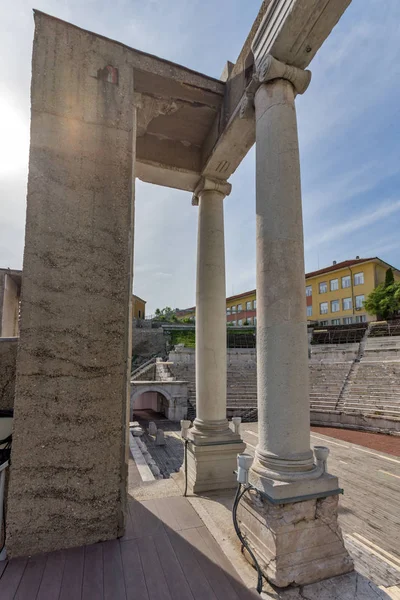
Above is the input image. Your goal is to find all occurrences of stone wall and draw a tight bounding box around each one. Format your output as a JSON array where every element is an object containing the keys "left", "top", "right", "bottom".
[
  {"left": 310, "top": 343, "right": 359, "bottom": 363},
  {"left": 7, "top": 12, "right": 136, "bottom": 557},
  {"left": 132, "top": 327, "right": 166, "bottom": 365},
  {"left": 0, "top": 339, "right": 18, "bottom": 410}
]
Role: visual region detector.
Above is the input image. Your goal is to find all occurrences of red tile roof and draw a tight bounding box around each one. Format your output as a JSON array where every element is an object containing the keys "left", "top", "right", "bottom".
[{"left": 305, "top": 258, "right": 375, "bottom": 279}]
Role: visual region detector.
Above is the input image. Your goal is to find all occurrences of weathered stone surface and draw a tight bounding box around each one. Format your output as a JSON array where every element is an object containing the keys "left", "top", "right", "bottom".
[
  {"left": 238, "top": 491, "right": 353, "bottom": 587},
  {"left": 0, "top": 339, "right": 18, "bottom": 411},
  {"left": 6, "top": 12, "right": 135, "bottom": 557},
  {"left": 185, "top": 439, "right": 246, "bottom": 494}
]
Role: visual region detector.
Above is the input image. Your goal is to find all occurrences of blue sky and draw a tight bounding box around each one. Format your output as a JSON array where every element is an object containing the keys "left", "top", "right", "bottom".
[{"left": 1, "top": 1, "right": 400, "bottom": 314}]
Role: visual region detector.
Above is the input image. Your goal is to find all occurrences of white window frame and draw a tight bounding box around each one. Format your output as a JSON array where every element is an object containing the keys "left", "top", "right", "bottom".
[
  {"left": 253, "top": 300, "right": 257, "bottom": 309},
  {"left": 319, "top": 282, "right": 328, "bottom": 294},
  {"left": 355, "top": 294, "right": 365, "bottom": 309},
  {"left": 246, "top": 301, "right": 252, "bottom": 311},
  {"left": 237, "top": 304, "right": 243, "bottom": 312},
  {"left": 331, "top": 319, "right": 341, "bottom": 325},
  {"left": 343, "top": 317, "right": 353, "bottom": 325},
  {"left": 238, "top": 319, "right": 243, "bottom": 326},
  {"left": 342, "top": 297, "right": 352, "bottom": 311},
  {"left": 232, "top": 306, "right": 236, "bottom": 314},
  {"left": 306, "top": 305, "right": 312, "bottom": 317},
  {"left": 226, "top": 307, "right": 231, "bottom": 316},
  {"left": 342, "top": 275, "right": 351, "bottom": 288},
  {"left": 305, "top": 285, "right": 312, "bottom": 297},
  {"left": 320, "top": 320, "right": 328, "bottom": 326},
  {"left": 330, "top": 279, "right": 339, "bottom": 291},
  {"left": 354, "top": 272, "right": 364, "bottom": 286},
  {"left": 331, "top": 299, "right": 340, "bottom": 313},
  {"left": 320, "top": 302, "right": 328, "bottom": 315}
]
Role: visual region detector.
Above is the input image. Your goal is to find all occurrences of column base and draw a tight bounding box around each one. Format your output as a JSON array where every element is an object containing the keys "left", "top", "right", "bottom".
[
  {"left": 237, "top": 487, "right": 354, "bottom": 588},
  {"left": 250, "top": 468, "right": 341, "bottom": 501},
  {"left": 184, "top": 435, "right": 246, "bottom": 494}
]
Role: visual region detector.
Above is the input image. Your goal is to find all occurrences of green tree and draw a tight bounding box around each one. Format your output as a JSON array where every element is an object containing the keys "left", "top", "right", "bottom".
[
  {"left": 385, "top": 267, "right": 395, "bottom": 287},
  {"left": 364, "top": 268, "right": 400, "bottom": 320},
  {"left": 153, "top": 306, "right": 178, "bottom": 322}
]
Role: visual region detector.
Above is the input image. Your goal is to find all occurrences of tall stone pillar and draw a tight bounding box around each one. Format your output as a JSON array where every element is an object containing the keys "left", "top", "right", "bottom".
[
  {"left": 185, "top": 178, "right": 245, "bottom": 493},
  {"left": 6, "top": 13, "right": 136, "bottom": 557},
  {"left": 237, "top": 55, "right": 353, "bottom": 587}
]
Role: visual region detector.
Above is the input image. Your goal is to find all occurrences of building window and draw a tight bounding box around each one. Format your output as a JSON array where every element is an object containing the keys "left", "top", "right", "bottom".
[
  {"left": 331, "top": 299, "right": 340, "bottom": 313},
  {"left": 355, "top": 294, "right": 365, "bottom": 309},
  {"left": 320, "top": 301, "right": 328, "bottom": 315},
  {"left": 232, "top": 320, "right": 236, "bottom": 326},
  {"left": 232, "top": 306, "right": 236, "bottom": 314},
  {"left": 237, "top": 304, "right": 243, "bottom": 312},
  {"left": 320, "top": 320, "right": 328, "bottom": 326},
  {"left": 319, "top": 282, "right": 328, "bottom": 294},
  {"left": 331, "top": 319, "right": 341, "bottom": 325},
  {"left": 354, "top": 272, "right": 364, "bottom": 286},
  {"left": 355, "top": 315, "right": 366, "bottom": 323},
  {"left": 246, "top": 301, "right": 252, "bottom": 310},
  {"left": 247, "top": 317, "right": 252, "bottom": 325},
  {"left": 254, "top": 316, "right": 257, "bottom": 325},
  {"left": 342, "top": 275, "right": 351, "bottom": 288},
  {"left": 306, "top": 306, "right": 312, "bottom": 317},
  {"left": 253, "top": 300, "right": 257, "bottom": 310},
  {"left": 226, "top": 307, "right": 231, "bottom": 316},
  {"left": 343, "top": 317, "right": 353, "bottom": 325},
  {"left": 306, "top": 285, "right": 312, "bottom": 297},
  {"left": 238, "top": 319, "right": 243, "bottom": 326},
  {"left": 330, "top": 279, "right": 339, "bottom": 291},
  {"left": 342, "top": 297, "right": 352, "bottom": 311}
]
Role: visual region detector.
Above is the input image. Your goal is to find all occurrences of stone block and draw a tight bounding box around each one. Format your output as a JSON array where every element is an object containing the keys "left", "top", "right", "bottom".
[
  {"left": 238, "top": 490, "right": 353, "bottom": 588},
  {"left": 185, "top": 438, "right": 246, "bottom": 494}
]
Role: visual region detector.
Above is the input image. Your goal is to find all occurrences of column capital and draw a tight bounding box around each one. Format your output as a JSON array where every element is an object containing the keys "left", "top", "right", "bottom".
[
  {"left": 239, "top": 54, "right": 311, "bottom": 121},
  {"left": 255, "top": 54, "right": 311, "bottom": 95},
  {"left": 192, "top": 177, "right": 232, "bottom": 206}
]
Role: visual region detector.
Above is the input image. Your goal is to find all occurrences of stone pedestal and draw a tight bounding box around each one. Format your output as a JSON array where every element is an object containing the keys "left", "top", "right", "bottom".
[
  {"left": 185, "top": 177, "right": 245, "bottom": 492},
  {"left": 238, "top": 489, "right": 353, "bottom": 588},
  {"left": 185, "top": 439, "right": 245, "bottom": 494}
]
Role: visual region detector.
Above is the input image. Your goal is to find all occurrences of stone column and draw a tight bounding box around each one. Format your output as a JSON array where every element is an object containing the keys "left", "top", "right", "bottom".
[
  {"left": 184, "top": 178, "right": 245, "bottom": 493},
  {"left": 237, "top": 55, "right": 353, "bottom": 587}
]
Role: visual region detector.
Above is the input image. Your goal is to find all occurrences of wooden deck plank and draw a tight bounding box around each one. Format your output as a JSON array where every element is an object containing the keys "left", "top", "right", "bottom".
[
  {"left": 82, "top": 544, "right": 103, "bottom": 600},
  {"left": 0, "top": 558, "right": 28, "bottom": 600},
  {"left": 167, "top": 529, "right": 218, "bottom": 600},
  {"left": 15, "top": 553, "right": 47, "bottom": 600},
  {"left": 36, "top": 550, "right": 66, "bottom": 600},
  {"left": 130, "top": 499, "right": 164, "bottom": 539},
  {"left": 102, "top": 540, "right": 126, "bottom": 600},
  {"left": 0, "top": 560, "right": 8, "bottom": 579},
  {"left": 121, "top": 501, "right": 136, "bottom": 541},
  {"left": 153, "top": 530, "right": 195, "bottom": 600},
  {"left": 120, "top": 539, "right": 149, "bottom": 600},
  {"left": 181, "top": 527, "right": 241, "bottom": 600},
  {"left": 164, "top": 496, "right": 203, "bottom": 531},
  {"left": 139, "top": 535, "right": 172, "bottom": 600},
  {"left": 153, "top": 497, "right": 182, "bottom": 531},
  {"left": 197, "top": 526, "right": 259, "bottom": 600},
  {"left": 59, "top": 546, "right": 84, "bottom": 600}
]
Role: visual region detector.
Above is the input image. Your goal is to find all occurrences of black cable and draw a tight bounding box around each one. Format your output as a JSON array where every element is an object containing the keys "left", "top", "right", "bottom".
[
  {"left": 232, "top": 483, "right": 263, "bottom": 594},
  {"left": 183, "top": 439, "right": 188, "bottom": 497}
]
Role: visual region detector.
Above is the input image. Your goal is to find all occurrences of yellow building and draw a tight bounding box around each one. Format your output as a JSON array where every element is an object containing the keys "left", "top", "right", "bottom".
[
  {"left": 175, "top": 257, "right": 400, "bottom": 326},
  {"left": 305, "top": 257, "right": 400, "bottom": 325},
  {"left": 132, "top": 294, "right": 146, "bottom": 320}
]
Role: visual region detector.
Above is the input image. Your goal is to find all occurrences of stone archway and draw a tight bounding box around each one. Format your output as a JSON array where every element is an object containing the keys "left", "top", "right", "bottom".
[{"left": 130, "top": 382, "right": 188, "bottom": 422}]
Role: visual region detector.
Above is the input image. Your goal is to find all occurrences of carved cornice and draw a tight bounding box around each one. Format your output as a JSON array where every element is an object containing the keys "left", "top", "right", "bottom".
[{"left": 191, "top": 177, "right": 232, "bottom": 206}]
